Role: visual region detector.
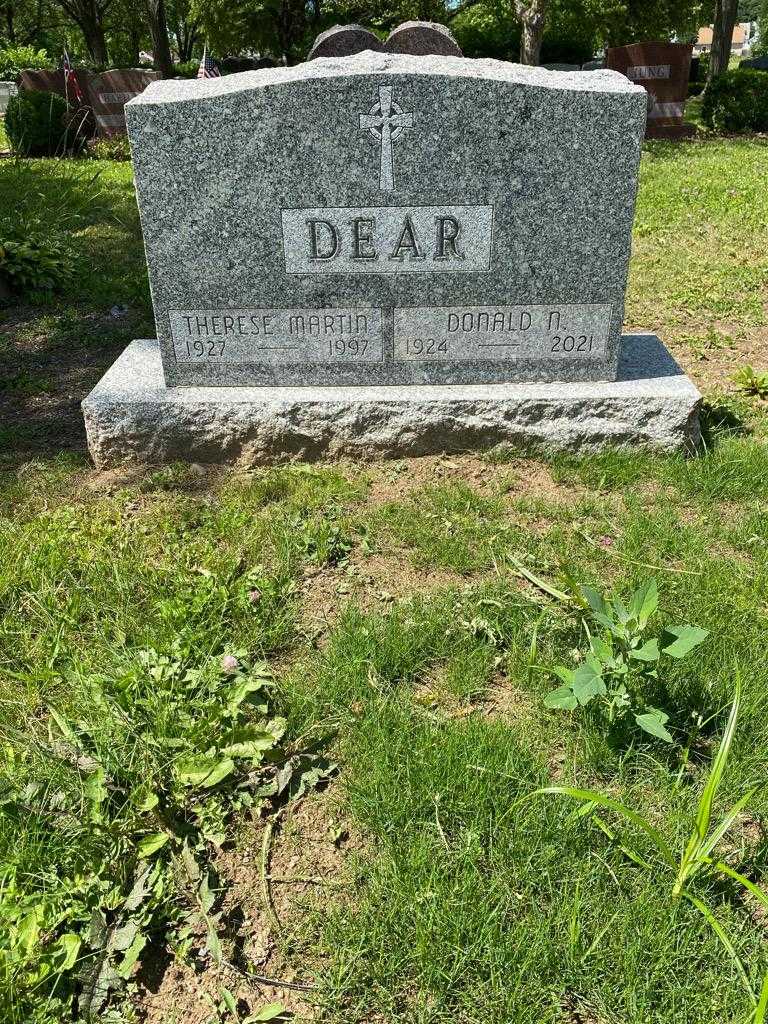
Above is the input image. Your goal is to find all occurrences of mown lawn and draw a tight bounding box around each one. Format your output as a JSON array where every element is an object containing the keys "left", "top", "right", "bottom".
[{"left": 1, "top": 137, "right": 767, "bottom": 1024}]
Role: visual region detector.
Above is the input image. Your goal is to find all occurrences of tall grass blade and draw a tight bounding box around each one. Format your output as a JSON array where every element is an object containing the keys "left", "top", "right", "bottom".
[
  {"left": 754, "top": 972, "right": 768, "bottom": 1023},
  {"left": 677, "top": 678, "right": 741, "bottom": 891},
  {"left": 684, "top": 891, "right": 756, "bottom": 1005},
  {"left": 698, "top": 787, "right": 760, "bottom": 864},
  {"left": 522, "top": 786, "right": 676, "bottom": 867},
  {"left": 711, "top": 860, "right": 768, "bottom": 914}
]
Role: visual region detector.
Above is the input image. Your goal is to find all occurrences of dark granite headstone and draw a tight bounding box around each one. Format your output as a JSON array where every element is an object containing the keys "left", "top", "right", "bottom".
[
  {"left": 89, "top": 68, "right": 158, "bottom": 136},
  {"left": 307, "top": 25, "right": 384, "bottom": 60},
  {"left": 18, "top": 67, "right": 92, "bottom": 106},
  {"left": 385, "top": 21, "right": 462, "bottom": 57},
  {"left": 220, "top": 57, "right": 260, "bottom": 74},
  {"left": 17, "top": 68, "right": 95, "bottom": 136},
  {"left": 582, "top": 59, "right": 604, "bottom": 71},
  {"left": 740, "top": 54, "right": 768, "bottom": 70},
  {"left": 607, "top": 41, "right": 695, "bottom": 139}
]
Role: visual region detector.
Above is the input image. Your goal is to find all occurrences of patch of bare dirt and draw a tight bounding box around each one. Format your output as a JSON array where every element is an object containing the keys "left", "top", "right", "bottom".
[
  {"left": 360, "top": 454, "right": 595, "bottom": 511},
  {"left": 296, "top": 551, "right": 466, "bottom": 643},
  {"left": 135, "top": 790, "right": 364, "bottom": 1024},
  {"left": 561, "top": 991, "right": 612, "bottom": 1023},
  {"left": 478, "top": 669, "right": 537, "bottom": 724},
  {"left": 639, "top": 322, "right": 768, "bottom": 398}
]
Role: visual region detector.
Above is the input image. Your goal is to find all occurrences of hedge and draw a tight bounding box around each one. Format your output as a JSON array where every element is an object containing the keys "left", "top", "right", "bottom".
[{"left": 702, "top": 68, "right": 768, "bottom": 133}]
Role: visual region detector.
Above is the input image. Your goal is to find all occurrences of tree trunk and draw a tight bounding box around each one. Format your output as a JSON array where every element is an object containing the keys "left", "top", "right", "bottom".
[
  {"left": 128, "top": 23, "right": 141, "bottom": 64},
  {"left": 175, "top": 15, "right": 197, "bottom": 63},
  {"left": 81, "top": 18, "right": 108, "bottom": 64},
  {"left": 146, "top": 0, "right": 174, "bottom": 77},
  {"left": 4, "top": 2, "right": 16, "bottom": 45},
  {"left": 709, "top": 0, "right": 738, "bottom": 80},
  {"left": 55, "top": 0, "right": 111, "bottom": 65},
  {"left": 277, "top": 0, "right": 307, "bottom": 63},
  {"left": 514, "top": 0, "right": 549, "bottom": 66}
]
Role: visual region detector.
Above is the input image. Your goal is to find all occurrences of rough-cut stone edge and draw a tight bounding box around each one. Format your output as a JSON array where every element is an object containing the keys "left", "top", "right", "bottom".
[
  {"left": 126, "top": 51, "right": 645, "bottom": 111},
  {"left": 82, "top": 335, "right": 702, "bottom": 468},
  {"left": 307, "top": 24, "right": 385, "bottom": 60},
  {"left": 385, "top": 21, "right": 463, "bottom": 56}
]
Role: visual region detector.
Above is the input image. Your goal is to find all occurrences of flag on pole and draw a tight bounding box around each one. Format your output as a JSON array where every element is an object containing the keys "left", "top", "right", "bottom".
[
  {"left": 197, "top": 47, "right": 221, "bottom": 79},
  {"left": 63, "top": 48, "right": 84, "bottom": 104}
]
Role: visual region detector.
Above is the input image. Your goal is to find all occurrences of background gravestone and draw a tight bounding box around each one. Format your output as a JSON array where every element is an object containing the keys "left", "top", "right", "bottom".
[
  {"left": 606, "top": 42, "right": 695, "bottom": 139},
  {"left": 125, "top": 54, "right": 645, "bottom": 388},
  {"left": 18, "top": 67, "right": 93, "bottom": 107},
  {"left": 308, "top": 25, "right": 385, "bottom": 59},
  {"left": 385, "top": 22, "right": 462, "bottom": 56},
  {"left": 17, "top": 67, "right": 155, "bottom": 138},
  {"left": 89, "top": 69, "right": 158, "bottom": 136},
  {"left": 740, "top": 55, "right": 768, "bottom": 70},
  {"left": 308, "top": 21, "right": 462, "bottom": 60},
  {"left": 0, "top": 81, "right": 18, "bottom": 113}
]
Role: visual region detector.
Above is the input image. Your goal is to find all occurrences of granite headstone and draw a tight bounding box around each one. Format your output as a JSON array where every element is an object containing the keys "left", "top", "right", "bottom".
[
  {"left": 0, "top": 81, "right": 18, "bottom": 114},
  {"left": 125, "top": 54, "right": 647, "bottom": 388},
  {"left": 308, "top": 25, "right": 384, "bottom": 59},
  {"left": 740, "top": 54, "right": 768, "bottom": 70},
  {"left": 385, "top": 22, "right": 463, "bottom": 56},
  {"left": 89, "top": 68, "right": 158, "bottom": 136},
  {"left": 606, "top": 42, "right": 695, "bottom": 139}
]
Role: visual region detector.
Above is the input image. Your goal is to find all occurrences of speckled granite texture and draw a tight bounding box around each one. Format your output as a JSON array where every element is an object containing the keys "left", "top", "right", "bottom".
[
  {"left": 82, "top": 335, "right": 701, "bottom": 467},
  {"left": 125, "top": 53, "right": 647, "bottom": 388}
]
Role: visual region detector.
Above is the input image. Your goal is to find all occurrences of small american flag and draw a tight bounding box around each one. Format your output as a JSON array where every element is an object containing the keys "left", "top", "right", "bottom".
[
  {"left": 63, "top": 48, "right": 84, "bottom": 104},
  {"left": 197, "top": 47, "right": 221, "bottom": 79}
]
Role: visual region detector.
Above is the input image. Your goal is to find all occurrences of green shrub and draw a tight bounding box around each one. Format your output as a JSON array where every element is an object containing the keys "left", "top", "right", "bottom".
[
  {"left": 702, "top": 68, "right": 768, "bottom": 132},
  {"left": 0, "top": 234, "right": 75, "bottom": 298},
  {"left": 4, "top": 90, "right": 85, "bottom": 156},
  {"left": 86, "top": 133, "right": 131, "bottom": 161},
  {"left": 0, "top": 45, "right": 53, "bottom": 81},
  {"left": 173, "top": 59, "right": 199, "bottom": 78}
]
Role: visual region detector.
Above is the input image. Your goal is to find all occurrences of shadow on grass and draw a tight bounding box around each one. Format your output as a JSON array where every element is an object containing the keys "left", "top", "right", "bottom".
[
  {"left": 699, "top": 400, "right": 751, "bottom": 446},
  {"left": 0, "top": 307, "right": 148, "bottom": 470}
]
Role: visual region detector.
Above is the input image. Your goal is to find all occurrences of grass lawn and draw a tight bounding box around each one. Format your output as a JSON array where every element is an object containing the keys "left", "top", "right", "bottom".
[{"left": 1, "top": 137, "right": 768, "bottom": 1024}]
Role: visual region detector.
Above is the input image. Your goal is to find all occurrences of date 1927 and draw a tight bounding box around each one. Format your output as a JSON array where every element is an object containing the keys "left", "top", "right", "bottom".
[{"left": 184, "top": 338, "right": 226, "bottom": 358}]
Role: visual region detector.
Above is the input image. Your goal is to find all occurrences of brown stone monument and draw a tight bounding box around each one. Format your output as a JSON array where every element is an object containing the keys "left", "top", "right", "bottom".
[
  {"left": 18, "top": 66, "right": 157, "bottom": 138},
  {"left": 606, "top": 41, "right": 695, "bottom": 140},
  {"left": 89, "top": 69, "right": 159, "bottom": 136}
]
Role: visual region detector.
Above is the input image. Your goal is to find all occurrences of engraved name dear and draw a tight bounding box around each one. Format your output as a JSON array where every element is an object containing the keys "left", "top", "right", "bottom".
[{"left": 281, "top": 206, "right": 493, "bottom": 275}]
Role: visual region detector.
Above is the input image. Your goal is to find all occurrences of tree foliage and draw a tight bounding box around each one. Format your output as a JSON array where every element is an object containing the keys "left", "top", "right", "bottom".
[{"left": 0, "top": 0, "right": 707, "bottom": 72}]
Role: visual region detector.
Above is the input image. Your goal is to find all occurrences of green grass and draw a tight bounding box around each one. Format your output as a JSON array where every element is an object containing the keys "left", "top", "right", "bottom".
[
  {"left": 4, "top": 448, "right": 768, "bottom": 1022},
  {"left": 1, "top": 138, "right": 768, "bottom": 1022}
]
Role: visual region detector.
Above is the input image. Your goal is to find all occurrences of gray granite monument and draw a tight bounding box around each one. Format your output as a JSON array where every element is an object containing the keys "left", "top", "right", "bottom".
[
  {"left": 83, "top": 48, "right": 701, "bottom": 465},
  {"left": 125, "top": 53, "right": 644, "bottom": 388}
]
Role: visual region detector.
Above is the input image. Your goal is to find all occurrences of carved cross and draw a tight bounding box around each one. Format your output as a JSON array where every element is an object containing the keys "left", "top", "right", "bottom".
[{"left": 359, "top": 85, "right": 413, "bottom": 192}]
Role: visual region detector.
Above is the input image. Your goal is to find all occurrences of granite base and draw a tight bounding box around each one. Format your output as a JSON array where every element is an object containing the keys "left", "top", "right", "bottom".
[
  {"left": 646, "top": 122, "right": 697, "bottom": 140},
  {"left": 82, "top": 335, "right": 701, "bottom": 468}
]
